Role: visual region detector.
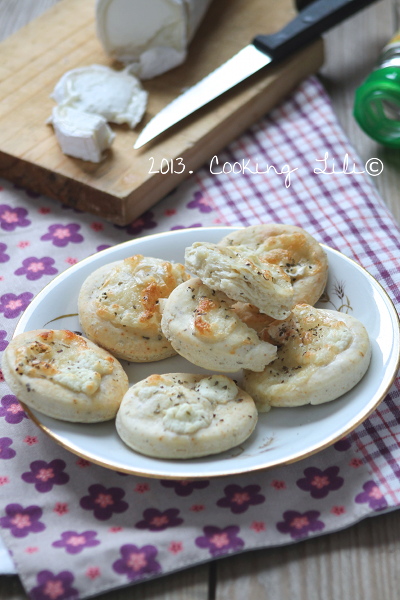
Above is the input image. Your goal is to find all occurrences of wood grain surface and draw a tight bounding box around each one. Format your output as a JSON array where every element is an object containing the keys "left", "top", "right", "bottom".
[
  {"left": 1, "top": 0, "right": 400, "bottom": 599},
  {"left": 0, "top": 0, "right": 323, "bottom": 225}
]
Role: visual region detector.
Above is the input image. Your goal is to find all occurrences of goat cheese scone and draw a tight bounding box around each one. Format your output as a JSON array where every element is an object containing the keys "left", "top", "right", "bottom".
[
  {"left": 242, "top": 304, "right": 371, "bottom": 412},
  {"left": 78, "top": 255, "right": 190, "bottom": 362},
  {"left": 219, "top": 224, "right": 328, "bottom": 306},
  {"left": 161, "top": 278, "right": 278, "bottom": 372},
  {"left": 184, "top": 242, "right": 294, "bottom": 319},
  {"left": 116, "top": 373, "right": 258, "bottom": 459},
  {"left": 1, "top": 329, "right": 128, "bottom": 422},
  {"left": 231, "top": 302, "right": 298, "bottom": 347}
]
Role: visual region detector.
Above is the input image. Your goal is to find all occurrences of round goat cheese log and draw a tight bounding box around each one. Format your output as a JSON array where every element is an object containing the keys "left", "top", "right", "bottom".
[
  {"left": 160, "top": 277, "right": 277, "bottom": 372},
  {"left": 96, "top": 0, "right": 213, "bottom": 79},
  {"left": 219, "top": 223, "right": 328, "bottom": 306},
  {"left": 78, "top": 255, "right": 190, "bottom": 362},
  {"left": 1, "top": 329, "right": 129, "bottom": 422},
  {"left": 116, "top": 373, "right": 258, "bottom": 459},
  {"left": 242, "top": 304, "right": 371, "bottom": 412}
]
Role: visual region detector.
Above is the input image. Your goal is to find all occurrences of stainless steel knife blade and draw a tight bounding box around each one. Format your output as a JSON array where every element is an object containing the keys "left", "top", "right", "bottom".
[
  {"left": 134, "top": 0, "right": 378, "bottom": 149},
  {"left": 134, "top": 45, "right": 271, "bottom": 149}
]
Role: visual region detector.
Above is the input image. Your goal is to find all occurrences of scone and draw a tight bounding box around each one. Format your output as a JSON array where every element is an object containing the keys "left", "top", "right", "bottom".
[
  {"left": 219, "top": 223, "right": 328, "bottom": 306},
  {"left": 116, "top": 373, "right": 258, "bottom": 459},
  {"left": 78, "top": 255, "right": 190, "bottom": 362},
  {"left": 161, "top": 278, "right": 278, "bottom": 372},
  {"left": 232, "top": 303, "right": 299, "bottom": 346},
  {"left": 1, "top": 329, "right": 129, "bottom": 422},
  {"left": 185, "top": 242, "right": 294, "bottom": 319},
  {"left": 243, "top": 304, "right": 371, "bottom": 412}
]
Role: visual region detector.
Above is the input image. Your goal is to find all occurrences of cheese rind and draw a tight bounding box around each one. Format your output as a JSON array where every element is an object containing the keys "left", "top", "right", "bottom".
[{"left": 95, "top": 0, "right": 213, "bottom": 79}]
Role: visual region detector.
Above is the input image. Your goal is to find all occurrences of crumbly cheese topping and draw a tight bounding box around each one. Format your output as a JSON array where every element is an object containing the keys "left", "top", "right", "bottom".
[
  {"left": 194, "top": 375, "right": 238, "bottom": 404},
  {"left": 163, "top": 403, "right": 213, "bottom": 435},
  {"left": 254, "top": 232, "right": 324, "bottom": 282},
  {"left": 96, "top": 255, "right": 188, "bottom": 333},
  {"left": 14, "top": 331, "right": 114, "bottom": 395},
  {"left": 265, "top": 304, "right": 353, "bottom": 385},
  {"left": 135, "top": 374, "right": 238, "bottom": 435}
]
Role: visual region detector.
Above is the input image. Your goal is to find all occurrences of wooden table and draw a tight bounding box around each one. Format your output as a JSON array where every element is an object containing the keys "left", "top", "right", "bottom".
[{"left": 1, "top": 1, "right": 400, "bottom": 598}]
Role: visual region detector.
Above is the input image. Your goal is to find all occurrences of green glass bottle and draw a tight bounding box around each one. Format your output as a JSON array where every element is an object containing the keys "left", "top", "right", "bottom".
[{"left": 354, "top": 31, "right": 400, "bottom": 147}]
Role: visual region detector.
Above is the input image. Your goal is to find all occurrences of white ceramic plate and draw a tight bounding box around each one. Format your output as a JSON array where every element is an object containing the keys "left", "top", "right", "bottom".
[{"left": 14, "top": 227, "right": 400, "bottom": 479}]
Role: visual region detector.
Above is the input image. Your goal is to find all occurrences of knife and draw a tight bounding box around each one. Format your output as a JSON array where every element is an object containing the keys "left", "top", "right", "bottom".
[{"left": 134, "top": 0, "right": 378, "bottom": 149}]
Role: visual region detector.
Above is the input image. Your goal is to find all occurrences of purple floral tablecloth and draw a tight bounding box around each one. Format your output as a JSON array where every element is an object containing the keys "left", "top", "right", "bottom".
[{"left": 1, "top": 76, "right": 400, "bottom": 600}]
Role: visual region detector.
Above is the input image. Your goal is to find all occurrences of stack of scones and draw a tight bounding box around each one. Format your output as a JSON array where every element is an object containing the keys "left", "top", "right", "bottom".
[{"left": 2, "top": 224, "right": 371, "bottom": 460}]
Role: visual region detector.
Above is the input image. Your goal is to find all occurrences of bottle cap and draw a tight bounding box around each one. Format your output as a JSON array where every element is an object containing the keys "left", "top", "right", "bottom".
[{"left": 354, "top": 67, "right": 400, "bottom": 147}]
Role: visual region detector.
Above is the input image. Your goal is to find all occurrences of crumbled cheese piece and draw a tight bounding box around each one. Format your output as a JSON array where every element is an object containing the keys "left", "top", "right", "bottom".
[
  {"left": 48, "top": 106, "right": 115, "bottom": 163},
  {"left": 163, "top": 402, "right": 213, "bottom": 434},
  {"left": 195, "top": 375, "right": 238, "bottom": 404},
  {"left": 135, "top": 376, "right": 214, "bottom": 435},
  {"left": 15, "top": 338, "right": 114, "bottom": 395},
  {"left": 51, "top": 64, "right": 147, "bottom": 128}
]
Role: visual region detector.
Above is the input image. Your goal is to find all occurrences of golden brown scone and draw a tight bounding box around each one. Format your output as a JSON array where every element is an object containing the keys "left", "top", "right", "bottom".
[
  {"left": 116, "top": 373, "right": 258, "bottom": 459},
  {"left": 1, "top": 329, "right": 129, "bottom": 422},
  {"left": 242, "top": 304, "right": 371, "bottom": 412},
  {"left": 160, "top": 278, "right": 278, "bottom": 372},
  {"left": 219, "top": 224, "right": 328, "bottom": 306},
  {"left": 185, "top": 242, "right": 294, "bottom": 319},
  {"left": 78, "top": 255, "right": 190, "bottom": 362},
  {"left": 232, "top": 302, "right": 299, "bottom": 347}
]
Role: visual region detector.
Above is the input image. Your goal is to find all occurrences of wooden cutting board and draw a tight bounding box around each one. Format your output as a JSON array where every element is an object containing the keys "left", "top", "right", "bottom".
[{"left": 0, "top": 0, "right": 323, "bottom": 225}]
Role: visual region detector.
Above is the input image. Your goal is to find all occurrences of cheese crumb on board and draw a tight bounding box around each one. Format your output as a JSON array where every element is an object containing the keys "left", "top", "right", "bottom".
[
  {"left": 48, "top": 106, "right": 115, "bottom": 163},
  {"left": 48, "top": 64, "right": 147, "bottom": 162}
]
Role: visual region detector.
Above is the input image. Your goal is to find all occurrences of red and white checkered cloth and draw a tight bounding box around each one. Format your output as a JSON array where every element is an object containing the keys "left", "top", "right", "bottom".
[{"left": 0, "top": 76, "right": 399, "bottom": 599}]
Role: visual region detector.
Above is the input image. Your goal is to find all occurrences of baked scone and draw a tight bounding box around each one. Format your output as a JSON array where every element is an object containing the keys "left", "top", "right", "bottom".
[
  {"left": 161, "top": 278, "right": 277, "bottom": 372},
  {"left": 242, "top": 304, "right": 371, "bottom": 412},
  {"left": 78, "top": 255, "right": 190, "bottom": 362},
  {"left": 232, "top": 303, "right": 299, "bottom": 346},
  {"left": 116, "top": 373, "right": 258, "bottom": 459},
  {"left": 1, "top": 329, "right": 129, "bottom": 422},
  {"left": 185, "top": 242, "right": 294, "bottom": 320},
  {"left": 219, "top": 224, "right": 328, "bottom": 306}
]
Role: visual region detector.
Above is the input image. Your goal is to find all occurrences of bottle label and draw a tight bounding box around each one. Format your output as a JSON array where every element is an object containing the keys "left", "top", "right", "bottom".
[
  {"left": 386, "top": 31, "right": 400, "bottom": 46},
  {"left": 380, "top": 31, "right": 400, "bottom": 68}
]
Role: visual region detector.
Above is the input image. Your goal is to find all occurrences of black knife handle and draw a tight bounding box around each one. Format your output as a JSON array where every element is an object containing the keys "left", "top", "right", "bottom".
[{"left": 253, "top": 0, "right": 378, "bottom": 61}]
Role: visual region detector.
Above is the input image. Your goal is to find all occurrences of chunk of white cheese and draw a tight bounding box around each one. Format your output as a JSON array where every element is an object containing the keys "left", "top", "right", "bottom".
[
  {"left": 48, "top": 106, "right": 115, "bottom": 163},
  {"left": 95, "top": 0, "right": 213, "bottom": 79},
  {"left": 51, "top": 64, "right": 147, "bottom": 128}
]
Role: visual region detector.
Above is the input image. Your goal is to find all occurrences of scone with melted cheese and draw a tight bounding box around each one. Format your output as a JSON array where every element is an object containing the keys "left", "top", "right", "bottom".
[
  {"left": 116, "top": 373, "right": 258, "bottom": 459},
  {"left": 219, "top": 223, "right": 328, "bottom": 306},
  {"left": 231, "top": 303, "right": 302, "bottom": 347},
  {"left": 161, "top": 278, "right": 278, "bottom": 372},
  {"left": 185, "top": 242, "right": 294, "bottom": 320},
  {"left": 1, "top": 329, "right": 129, "bottom": 422},
  {"left": 242, "top": 304, "right": 371, "bottom": 411},
  {"left": 78, "top": 255, "right": 190, "bottom": 362}
]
